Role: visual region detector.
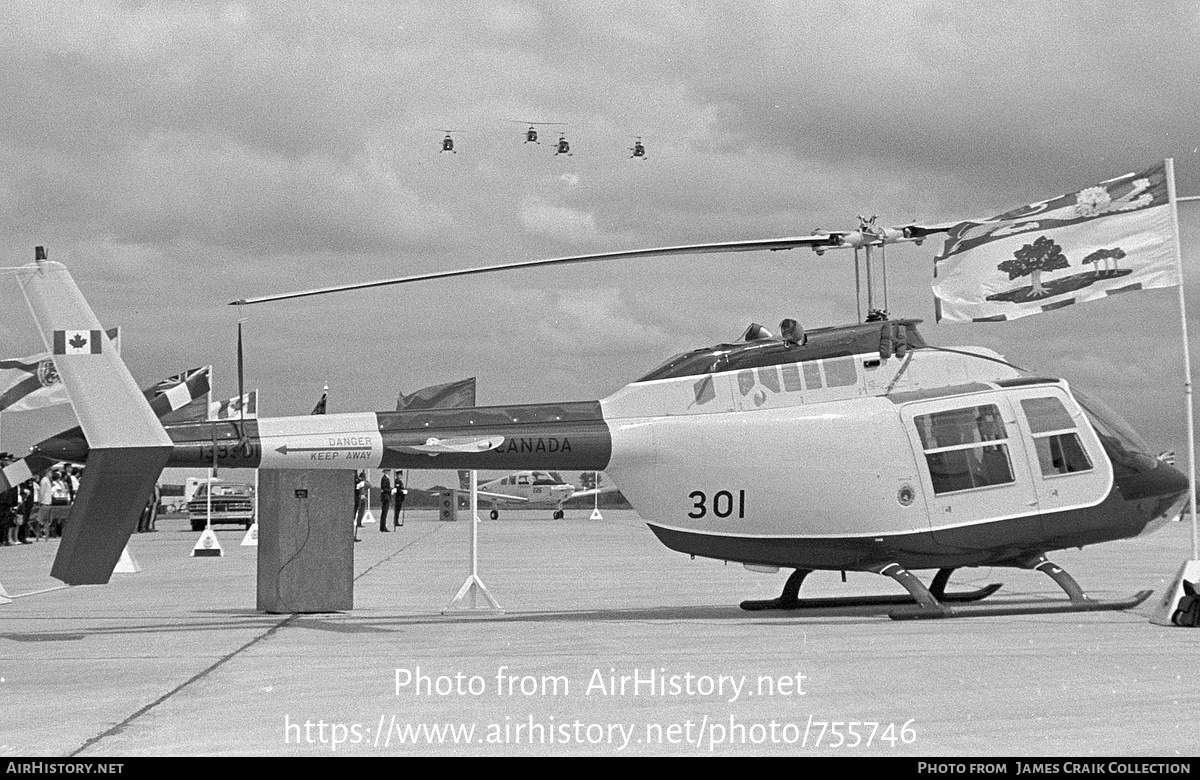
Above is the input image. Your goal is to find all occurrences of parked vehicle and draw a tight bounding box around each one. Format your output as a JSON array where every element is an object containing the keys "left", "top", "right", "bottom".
[{"left": 187, "top": 481, "right": 255, "bottom": 531}]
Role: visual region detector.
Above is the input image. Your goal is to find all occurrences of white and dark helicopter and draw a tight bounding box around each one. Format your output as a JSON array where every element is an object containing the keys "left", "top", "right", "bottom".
[
  {"left": 465, "top": 470, "right": 615, "bottom": 519},
  {"left": 509, "top": 120, "right": 567, "bottom": 146},
  {"left": 20, "top": 208, "right": 1189, "bottom": 619}
]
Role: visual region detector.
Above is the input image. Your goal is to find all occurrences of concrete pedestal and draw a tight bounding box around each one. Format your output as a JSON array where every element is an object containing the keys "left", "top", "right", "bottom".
[{"left": 257, "top": 469, "right": 354, "bottom": 613}]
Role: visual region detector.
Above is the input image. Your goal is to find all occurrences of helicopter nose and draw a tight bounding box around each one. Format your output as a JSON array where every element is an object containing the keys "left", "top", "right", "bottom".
[{"left": 1120, "top": 460, "right": 1190, "bottom": 502}]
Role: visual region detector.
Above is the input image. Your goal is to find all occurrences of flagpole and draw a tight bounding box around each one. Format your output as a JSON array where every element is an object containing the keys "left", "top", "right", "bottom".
[{"left": 1165, "top": 157, "right": 1198, "bottom": 559}]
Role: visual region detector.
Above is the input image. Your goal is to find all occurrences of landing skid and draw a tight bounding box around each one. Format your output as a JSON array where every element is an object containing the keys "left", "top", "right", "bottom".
[
  {"left": 739, "top": 567, "right": 1002, "bottom": 612},
  {"left": 889, "top": 590, "right": 1153, "bottom": 620},
  {"left": 739, "top": 557, "right": 1153, "bottom": 620}
]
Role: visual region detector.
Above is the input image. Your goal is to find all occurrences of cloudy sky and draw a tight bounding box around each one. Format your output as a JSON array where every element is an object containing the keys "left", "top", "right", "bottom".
[{"left": 1, "top": 1, "right": 1199, "bottom": 488}]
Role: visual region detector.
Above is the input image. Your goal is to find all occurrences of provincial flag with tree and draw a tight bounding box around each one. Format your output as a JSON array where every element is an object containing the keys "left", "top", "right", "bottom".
[{"left": 932, "top": 161, "right": 1180, "bottom": 322}]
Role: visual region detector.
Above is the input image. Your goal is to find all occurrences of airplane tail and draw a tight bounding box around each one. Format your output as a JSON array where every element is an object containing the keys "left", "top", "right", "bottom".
[{"left": 16, "top": 256, "right": 174, "bottom": 585}]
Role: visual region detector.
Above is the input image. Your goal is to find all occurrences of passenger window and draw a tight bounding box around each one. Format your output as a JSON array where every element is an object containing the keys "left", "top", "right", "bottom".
[
  {"left": 802, "top": 362, "right": 822, "bottom": 390},
  {"left": 823, "top": 356, "right": 857, "bottom": 388},
  {"left": 914, "top": 405, "right": 1015, "bottom": 494},
  {"left": 757, "top": 366, "right": 780, "bottom": 393},
  {"left": 1020, "top": 397, "right": 1093, "bottom": 476},
  {"left": 738, "top": 370, "right": 755, "bottom": 396},
  {"left": 781, "top": 364, "right": 803, "bottom": 392}
]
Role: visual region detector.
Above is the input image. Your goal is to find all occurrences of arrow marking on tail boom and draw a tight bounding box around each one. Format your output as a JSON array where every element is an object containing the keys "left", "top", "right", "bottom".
[{"left": 275, "top": 444, "right": 372, "bottom": 455}]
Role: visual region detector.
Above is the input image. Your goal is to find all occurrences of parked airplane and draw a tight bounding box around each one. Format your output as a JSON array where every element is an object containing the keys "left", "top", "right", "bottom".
[
  {"left": 17, "top": 237, "right": 1190, "bottom": 619},
  {"left": 470, "top": 470, "right": 613, "bottom": 519}
]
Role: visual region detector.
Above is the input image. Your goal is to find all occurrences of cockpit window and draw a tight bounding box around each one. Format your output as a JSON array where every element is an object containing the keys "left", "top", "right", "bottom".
[
  {"left": 1020, "top": 397, "right": 1093, "bottom": 476},
  {"left": 1070, "top": 387, "right": 1157, "bottom": 471}
]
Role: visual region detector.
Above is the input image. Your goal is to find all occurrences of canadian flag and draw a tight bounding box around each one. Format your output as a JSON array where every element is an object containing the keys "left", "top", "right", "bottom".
[{"left": 53, "top": 330, "right": 103, "bottom": 355}]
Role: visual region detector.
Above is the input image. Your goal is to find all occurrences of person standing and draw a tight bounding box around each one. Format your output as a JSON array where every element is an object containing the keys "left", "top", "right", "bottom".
[
  {"left": 16, "top": 478, "right": 35, "bottom": 544},
  {"left": 0, "top": 453, "right": 15, "bottom": 546},
  {"left": 36, "top": 469, "right": 55, "bottom": 541},
  {"left": 378, "top": 471, "right": 392, "bottom": 533},
  {"left": 353, "top": 471, "right": 367, "bottom": 542},
  {"left": 393, "top": 471, "right": 406, "bottom": 527}
]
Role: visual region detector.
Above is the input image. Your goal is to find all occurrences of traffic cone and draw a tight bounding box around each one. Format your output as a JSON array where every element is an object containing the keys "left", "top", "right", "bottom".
[
  {"left": 241, "top": 523, "right": 258, "bottom": 546},
  {"left": 191, "top": 527, "right": 224, "bottom": 557},
  {"left": 1149, "top": 559, "right": 1200, "bottom": 626},
  {"left": 113, "top": 545, "right": 141, "bottom": 573}
]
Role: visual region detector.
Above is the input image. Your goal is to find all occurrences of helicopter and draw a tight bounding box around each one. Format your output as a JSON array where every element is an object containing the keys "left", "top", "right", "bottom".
[
  {"left": 509, "top": 120, "right": 567, "bottom": 145},
  {"left": 439, "top": 130, "right": 458, "bottom": 153},
  {"left": 554, "top": 134, "right": 572, "bottom": 156},
  {"left": 630, "top": 137, "right": 646, "bottom": 159},
  {"left": 20, "top": 214, "right": 1189, "bottom": 620}
]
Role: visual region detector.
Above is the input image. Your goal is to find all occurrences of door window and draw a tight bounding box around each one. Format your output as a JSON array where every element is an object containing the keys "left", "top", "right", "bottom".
[{"left": 913, "top": 404, "right": 1015, "bottom": 494}]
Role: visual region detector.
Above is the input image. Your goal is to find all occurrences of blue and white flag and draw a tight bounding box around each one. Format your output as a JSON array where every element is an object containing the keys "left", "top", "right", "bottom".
[{"left": 933, "top": 161, "right": 1180, "bottom": 322}]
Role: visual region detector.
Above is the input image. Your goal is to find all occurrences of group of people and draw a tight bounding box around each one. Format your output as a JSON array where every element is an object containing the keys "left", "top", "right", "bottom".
[
  {"left": 353, "top": 469, "right": 407, "bottom": 541},
  {"left": 0, "top": 455, "right": 82, "bottom": 546}
]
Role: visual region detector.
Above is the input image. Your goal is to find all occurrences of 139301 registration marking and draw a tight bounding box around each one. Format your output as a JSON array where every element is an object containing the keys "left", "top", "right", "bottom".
[{"left": 688, "top": 490, "right": 746, "bottom": 519}]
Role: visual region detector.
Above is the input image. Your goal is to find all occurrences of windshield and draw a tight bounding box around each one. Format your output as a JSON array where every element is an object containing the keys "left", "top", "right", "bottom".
[{"left": 1071, "top": 387, "right": 1157, "bottom": 471}]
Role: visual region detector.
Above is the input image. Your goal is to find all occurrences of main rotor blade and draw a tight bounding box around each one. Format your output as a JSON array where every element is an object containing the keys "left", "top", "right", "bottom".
[
  {"left": 232, "top": 224, "right": 955, "bottom": 306},
  {"left": 232, "top": 235, "right": 837, "bottom": 305}
]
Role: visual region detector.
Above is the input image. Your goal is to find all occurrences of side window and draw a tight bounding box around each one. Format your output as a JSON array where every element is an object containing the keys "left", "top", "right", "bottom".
[
  {"left": 1020, "top": 397, "right": 1093, "bottom": 477},
  {"left": 823, "top": 356, "right": 857, "bottom": 388},
  {"left": 914, "top": 404, "right": 1015, "bottom": 494},
  {"left": 781, "top": 363, "right": 803, "bottom": 392},
  {"left": 802, "top": 362, "right": 822, "bottom": 390}
]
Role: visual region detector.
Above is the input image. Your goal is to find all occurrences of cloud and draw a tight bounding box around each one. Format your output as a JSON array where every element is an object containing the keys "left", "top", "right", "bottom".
[{"left": 519, "top": 196, "right": 603, "bottom": 244}]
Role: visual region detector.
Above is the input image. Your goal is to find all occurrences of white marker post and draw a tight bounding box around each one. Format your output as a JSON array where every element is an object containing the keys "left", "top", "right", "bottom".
[
  {"left": 1150, "top": 161, "right": 1200, "bottom": 626},
  {"left": 590, "top": 471, "right": 603, "bottom": 520},
  {"left": 443, "top": 469, "right": 502, "bottom": 613}
]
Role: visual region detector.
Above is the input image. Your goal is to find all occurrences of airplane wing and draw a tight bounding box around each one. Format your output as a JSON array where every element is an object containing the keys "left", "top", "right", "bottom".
[
  {"left": 394, "top": 436, "right": 505, "bottom": 455},
  {"left": 473, "top": 489, "right": 530, "bottom": 504},
  {"left": 233, "top": 224, "right": 956, "bottom": 305},
  {"left": 569, "top": 484, "right": 622, "bottom": 501}
]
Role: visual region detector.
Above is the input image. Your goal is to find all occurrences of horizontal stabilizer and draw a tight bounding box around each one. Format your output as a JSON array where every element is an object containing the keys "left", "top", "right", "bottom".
[
  {"left": 51, "top": 446, "right": 170, "bottom": 585},
  {"left": 402, "top": 435, "right": 505, "bottom": 455}
]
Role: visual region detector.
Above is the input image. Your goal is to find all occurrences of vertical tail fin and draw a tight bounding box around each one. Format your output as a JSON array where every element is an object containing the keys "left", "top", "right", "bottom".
[{"left": 17, "top": 258, "right": 173, "bottom": 585}]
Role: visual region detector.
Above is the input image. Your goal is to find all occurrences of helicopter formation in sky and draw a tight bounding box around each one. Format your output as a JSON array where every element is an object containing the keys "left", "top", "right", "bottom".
[{"left": 438, "top": 121, "right": 646, "bottom": 159}]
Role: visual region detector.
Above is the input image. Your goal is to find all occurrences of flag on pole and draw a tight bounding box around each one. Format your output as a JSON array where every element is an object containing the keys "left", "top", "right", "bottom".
[
  {"left": 397, "top": 377, "right": 477, "bottom": 411},
  {"left": 210, "top": 389, "right": 258, "bottom": 420},
  {"left": 311, "top": 385, "right": 328, "bottom": 415},
  {"left": 153, "top": 365, "right": 213, "bottom": 423},
  {"left": 0, "top": 328, "right": 122, "bottom": 413},
  {"left": 932, "top": 161, "right": 1179, "bottom": 322}
]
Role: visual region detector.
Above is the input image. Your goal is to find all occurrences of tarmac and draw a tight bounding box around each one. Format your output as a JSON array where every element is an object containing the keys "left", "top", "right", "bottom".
[{"left": 1, "top": 508, "right": 1197, "bottom": 757}]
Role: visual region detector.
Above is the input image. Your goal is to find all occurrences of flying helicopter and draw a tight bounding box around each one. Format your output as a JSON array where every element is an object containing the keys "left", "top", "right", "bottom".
[
  {"left": 20, "top": 212, "right": 1189, "bottom": 621},
  {"left": 630, "top": 137, "right": 646, "bottom": 159},
  {"left": 508, "top": 120, "right": 567, "bottom": 145},
  {"left": 554, "top": 134, "right": 572, "bottom": 156},
  {"left": 439, "top": 130, "right": 458, "bottom": 153},
  {"left": 468, "top": 469, "right": 616, "bottom": 519}
]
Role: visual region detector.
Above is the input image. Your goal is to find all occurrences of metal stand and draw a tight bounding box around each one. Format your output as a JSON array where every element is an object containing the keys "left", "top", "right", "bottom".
[{"left": 443, "top": 470, "right": 502, "bottom": 613}]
